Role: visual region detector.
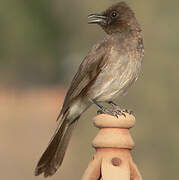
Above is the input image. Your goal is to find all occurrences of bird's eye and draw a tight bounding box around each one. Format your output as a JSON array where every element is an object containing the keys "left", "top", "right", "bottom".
[{"left": 110, "top": 11, "right": 119, "bottom": 18}]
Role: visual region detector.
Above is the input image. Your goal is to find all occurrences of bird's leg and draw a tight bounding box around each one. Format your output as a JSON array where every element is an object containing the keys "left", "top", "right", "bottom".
[
  {"left": 92, "top": 99, "right": 105, "bottom": 111},
  {"left": 108, "top": 101, "right": 117, "bottom": 107},
  {"left": 92, "top": 99, "right": 123, "bottom": 118}
]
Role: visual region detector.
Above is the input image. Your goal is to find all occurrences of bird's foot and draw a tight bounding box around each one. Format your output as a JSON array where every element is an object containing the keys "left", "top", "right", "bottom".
[
  {"left": 92, "top": 99, "right": 127, "bottom": 117},
  {"left": 107, "top": 101, "right": 134, "bottom": 116},
  {"left": 97, "top": 107, "right": 126, "bottom": 118},
  {"left": 92, "top": 99, "right": 121, "bottom": 117}
]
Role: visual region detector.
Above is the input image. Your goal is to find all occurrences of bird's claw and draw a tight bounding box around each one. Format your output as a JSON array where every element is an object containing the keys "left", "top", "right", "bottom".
[
  {"left": 96, "top": 101, "right": 133, "bottom": 118},
  {"left": 122, "top": 109, "right": 133, "bottom": 115}
]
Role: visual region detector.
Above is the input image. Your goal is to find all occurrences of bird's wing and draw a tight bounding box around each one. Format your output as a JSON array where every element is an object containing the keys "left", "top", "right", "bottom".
[{"left": 58, "top": 41, "right": 109, "bottom": 119}]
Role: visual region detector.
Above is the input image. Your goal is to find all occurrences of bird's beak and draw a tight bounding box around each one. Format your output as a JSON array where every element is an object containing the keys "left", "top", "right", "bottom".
[{"left": 88, "top": 14, "right": 107, "bottom": 24}]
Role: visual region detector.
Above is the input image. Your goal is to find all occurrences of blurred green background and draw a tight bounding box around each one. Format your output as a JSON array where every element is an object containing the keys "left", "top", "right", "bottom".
[{"left": 0, "top": 0, "right": 179, "bottom": 179}]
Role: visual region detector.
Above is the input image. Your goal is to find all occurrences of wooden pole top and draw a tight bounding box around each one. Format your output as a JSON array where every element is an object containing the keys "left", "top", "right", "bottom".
[
  {"left": 93, "top": 113, "right": 136, "bottom": 128},
  {"left": 92, "top": 113, "right": 136, "bottom": 149}
]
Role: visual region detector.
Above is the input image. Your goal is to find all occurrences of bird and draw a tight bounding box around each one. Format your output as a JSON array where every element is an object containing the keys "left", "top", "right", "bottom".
[{"left": 35, "top": 1, "right": 144, "bottom": 177}]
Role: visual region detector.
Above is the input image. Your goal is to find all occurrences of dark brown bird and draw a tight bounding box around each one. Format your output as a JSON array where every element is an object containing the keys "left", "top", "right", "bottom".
[{"left": 35, "top": 2, "right": 144, "bottom": 177}]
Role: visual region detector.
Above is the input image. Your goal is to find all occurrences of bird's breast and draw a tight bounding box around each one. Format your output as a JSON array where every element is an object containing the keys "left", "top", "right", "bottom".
[{"left": 87, "top": 46, "right": 141, "bottom": 101}]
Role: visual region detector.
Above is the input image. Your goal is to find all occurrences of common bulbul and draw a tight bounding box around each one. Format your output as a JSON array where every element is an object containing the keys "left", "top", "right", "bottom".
[{"left": 35, "top": 2, "right": 144, "bottom": 177}]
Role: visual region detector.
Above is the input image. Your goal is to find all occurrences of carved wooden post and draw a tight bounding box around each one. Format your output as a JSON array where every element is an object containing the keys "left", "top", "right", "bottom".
[{"left": 82, "top": 113, "right": 142, "bottom": 180}]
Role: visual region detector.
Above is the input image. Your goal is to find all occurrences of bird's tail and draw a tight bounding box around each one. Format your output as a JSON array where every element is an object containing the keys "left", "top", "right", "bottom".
[{"left": 34, "top": 113, "right": 79, "bottom": 177}]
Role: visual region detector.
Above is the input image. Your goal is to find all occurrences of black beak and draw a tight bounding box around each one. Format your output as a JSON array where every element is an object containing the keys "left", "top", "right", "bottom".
[{"left": 88, "top": 14, "right": 107, "bottom": 24}]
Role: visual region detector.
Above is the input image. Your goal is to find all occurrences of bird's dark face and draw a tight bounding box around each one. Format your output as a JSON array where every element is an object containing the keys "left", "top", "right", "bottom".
[{"left": 88, "top": 2, "right": 140, "bottom": 34}]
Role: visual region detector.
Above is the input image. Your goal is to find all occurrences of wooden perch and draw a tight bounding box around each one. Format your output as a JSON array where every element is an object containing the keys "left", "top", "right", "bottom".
[{"left": 81, "top": 113, "right": 142, "bottom": 180}]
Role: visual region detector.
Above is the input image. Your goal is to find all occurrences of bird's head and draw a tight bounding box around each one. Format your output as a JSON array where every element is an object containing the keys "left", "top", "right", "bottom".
[{"left": 88, "top": 2, "right": 141, "bottom": 34}]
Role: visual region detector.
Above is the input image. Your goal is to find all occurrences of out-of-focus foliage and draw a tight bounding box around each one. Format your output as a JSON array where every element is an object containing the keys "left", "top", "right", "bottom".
[{"left": 0, "top": 0, "right": 179, "bottom": 180}]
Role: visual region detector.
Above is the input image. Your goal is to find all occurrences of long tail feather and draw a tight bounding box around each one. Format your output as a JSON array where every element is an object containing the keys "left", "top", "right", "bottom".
[{"left": 35, "top": 115, "right": 79, "bottom": 177}]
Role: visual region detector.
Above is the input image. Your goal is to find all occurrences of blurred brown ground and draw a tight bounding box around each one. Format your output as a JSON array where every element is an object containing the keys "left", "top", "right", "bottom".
[
  {"left": 0, "top": 0, "right": 179, "bottom": 180},
  {"left": 0, "top": 87, "right": 99, "bottom": 180},
  {"left": 0, "top": 86, "right": 179, "bottom": 180}
]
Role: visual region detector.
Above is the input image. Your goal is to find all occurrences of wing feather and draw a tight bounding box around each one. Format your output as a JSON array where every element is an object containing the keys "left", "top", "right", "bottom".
[{"left": 58, "top": 41, "right": 109, "bottom": 119}]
